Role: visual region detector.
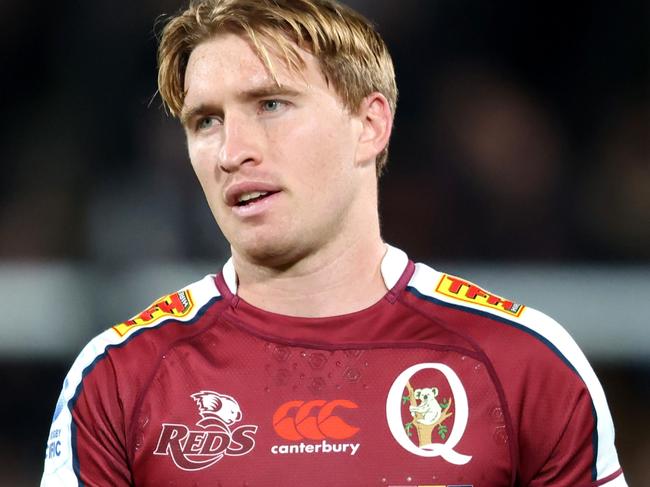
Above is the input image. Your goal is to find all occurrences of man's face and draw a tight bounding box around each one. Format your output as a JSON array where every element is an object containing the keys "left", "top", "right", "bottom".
[{"left": 182, "top": 33, "right": 368, "bottom": 265}]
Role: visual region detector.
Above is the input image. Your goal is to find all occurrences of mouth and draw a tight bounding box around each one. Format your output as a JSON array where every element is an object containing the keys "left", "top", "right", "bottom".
[
  {"left": 235, "top": 190, "right": 278, "bottom": 207},
  {"left": 225, "top": 182, "right": 283, "bottom": 217}
]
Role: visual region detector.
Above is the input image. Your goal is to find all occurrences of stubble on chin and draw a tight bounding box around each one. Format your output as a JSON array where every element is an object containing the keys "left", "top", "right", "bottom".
[{"left": 230, "top": 230, "right": 297, "bottom": 269}]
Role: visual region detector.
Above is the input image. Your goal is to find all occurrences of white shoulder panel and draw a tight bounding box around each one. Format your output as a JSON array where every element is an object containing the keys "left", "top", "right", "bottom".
[{"left": 41, "top": 274, "right": 220, "bottom": 486}]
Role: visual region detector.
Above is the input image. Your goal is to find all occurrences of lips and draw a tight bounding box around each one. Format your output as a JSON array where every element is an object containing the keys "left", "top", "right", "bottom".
[
  {"left": 236, "top": 190, "right": 272, "bottom": 206},
  {"left": 224, "top": 182, "right": 282, "bottom": 208}
]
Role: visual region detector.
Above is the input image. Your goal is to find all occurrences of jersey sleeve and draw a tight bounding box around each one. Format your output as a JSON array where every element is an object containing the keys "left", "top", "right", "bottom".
[
  {"left": 41, "top": 330, "right": 132, "bottom": 486},
  {"left": 41, "top": 277, "right": 219, "bottom": 486},
  {"left": 516, "top": 308, "right": 626, "bottom": 487}
]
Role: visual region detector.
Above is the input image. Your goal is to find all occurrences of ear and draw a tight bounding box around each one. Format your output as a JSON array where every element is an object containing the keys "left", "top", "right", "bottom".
[
  {"left": 355, "top": 92, "right": 393, "bottom": 166},
  {"left": 432, "top": 387, "right": 438, "bottom": 398},
  {"left": 414, "top": 389, "right": 422, "bottom": 399}
]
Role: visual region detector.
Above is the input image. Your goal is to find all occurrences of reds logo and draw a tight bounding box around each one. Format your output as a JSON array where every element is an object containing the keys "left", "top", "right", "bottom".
[{"left": 154, "top": 391, "right": 258, "bottom": 471}]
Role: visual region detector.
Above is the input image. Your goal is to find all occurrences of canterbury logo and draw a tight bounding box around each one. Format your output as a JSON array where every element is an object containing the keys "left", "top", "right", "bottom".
[{"left": 272, "top": 400, "right": 360, "bottom": 440}]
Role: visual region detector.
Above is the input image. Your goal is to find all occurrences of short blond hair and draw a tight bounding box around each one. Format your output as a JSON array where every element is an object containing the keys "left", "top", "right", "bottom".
[{"left": 157, "top": 0, "right": 397, "bottom": 173}]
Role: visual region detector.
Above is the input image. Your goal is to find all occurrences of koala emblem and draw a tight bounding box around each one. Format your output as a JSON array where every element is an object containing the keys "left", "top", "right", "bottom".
[{"left": 409, "top": 387, "right": 442, "bottom": 425}]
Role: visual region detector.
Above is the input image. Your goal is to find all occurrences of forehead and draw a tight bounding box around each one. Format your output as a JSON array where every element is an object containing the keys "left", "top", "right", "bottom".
[{"left": 183, "top": 33, "right": 326, "bottom": 103}]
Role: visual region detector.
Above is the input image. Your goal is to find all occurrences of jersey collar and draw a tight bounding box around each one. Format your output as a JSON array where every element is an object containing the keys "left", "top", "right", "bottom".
[{"left": 220, "top": 243, "right": 409, "bottom": 296}]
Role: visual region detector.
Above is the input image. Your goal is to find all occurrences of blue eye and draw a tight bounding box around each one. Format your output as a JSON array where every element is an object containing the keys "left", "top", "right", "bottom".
[
  {"left": 261, "top": 100, "right": 283, "bottom": 112},
  {"left": 197, "top": 117, "right": 215, "bottom": 130}
]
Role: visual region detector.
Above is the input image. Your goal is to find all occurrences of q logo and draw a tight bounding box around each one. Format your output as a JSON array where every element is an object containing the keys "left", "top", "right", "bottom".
[{"left": 386, "top": 363, "right": 472, "bottom": 465}]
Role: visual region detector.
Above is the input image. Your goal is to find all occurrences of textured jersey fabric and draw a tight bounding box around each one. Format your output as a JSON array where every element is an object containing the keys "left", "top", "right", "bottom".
[{"left": 42, "top": 245, "right": 626, "bottom": 486}]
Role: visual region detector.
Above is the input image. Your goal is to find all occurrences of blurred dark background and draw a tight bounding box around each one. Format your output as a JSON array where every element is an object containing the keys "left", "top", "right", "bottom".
[{"left": 0, "top": 0, "right": 648, "bottom": 484}]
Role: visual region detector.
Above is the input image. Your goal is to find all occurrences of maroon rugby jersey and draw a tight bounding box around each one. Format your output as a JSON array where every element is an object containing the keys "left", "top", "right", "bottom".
[{"left": 42, "top": 245, "right": 626, "bottom": 486}]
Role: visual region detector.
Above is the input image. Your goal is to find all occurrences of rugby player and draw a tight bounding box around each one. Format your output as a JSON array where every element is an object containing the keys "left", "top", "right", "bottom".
[{"left": 42, "top": 1, "right": 626, "bottom": 485}]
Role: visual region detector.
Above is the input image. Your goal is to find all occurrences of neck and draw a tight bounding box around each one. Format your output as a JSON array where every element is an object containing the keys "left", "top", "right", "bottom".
[{"left": 232, "top": 231, "right": 387, "bottom": 319}]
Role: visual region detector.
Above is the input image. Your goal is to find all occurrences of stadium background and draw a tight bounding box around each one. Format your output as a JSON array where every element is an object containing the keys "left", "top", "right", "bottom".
[{"left": 0, "top": 0, "right": 647, "bottom": 484}]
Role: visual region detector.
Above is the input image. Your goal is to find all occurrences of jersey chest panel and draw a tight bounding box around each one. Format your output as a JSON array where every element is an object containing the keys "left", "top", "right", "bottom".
[{"left": 129, "top": 319, "right": 511, "bottom": 486}]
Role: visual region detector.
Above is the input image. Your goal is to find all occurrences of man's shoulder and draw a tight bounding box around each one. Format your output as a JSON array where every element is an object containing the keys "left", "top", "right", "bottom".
[
  {"left": 405, "top": 262, "right": 528, "bottom": 321},
  {"left": 71, "top": 274, "right": 223, "bottom": 376},
  {"left": 399, "top": 263, "right": 623, "bottom": 487},
  {"left": 42, "top": 274, "right": 225, "bottom": 483},
  {"left": 402, "top": 261, "right": 586, "bottom": 373},
  {"left": 402, "top": 261, "right": 608, "bottom": 414},
  {"left": 110, "top": 273, "right": 222, "bottom": 341}
]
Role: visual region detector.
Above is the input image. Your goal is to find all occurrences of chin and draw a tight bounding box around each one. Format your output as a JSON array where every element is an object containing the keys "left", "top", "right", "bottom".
[{"left": 235, "top": 234, "right": 299, "bottom": 267}]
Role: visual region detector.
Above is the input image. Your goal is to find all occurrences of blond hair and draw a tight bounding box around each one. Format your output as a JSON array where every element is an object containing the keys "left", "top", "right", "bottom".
[{"left": 157, "top": 0, "right": 397, "bottom": 173}]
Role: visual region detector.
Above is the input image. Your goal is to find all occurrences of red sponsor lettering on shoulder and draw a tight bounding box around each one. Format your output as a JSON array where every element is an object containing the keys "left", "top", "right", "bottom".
[
  {"left": 112, "top": 290, "right": 194, "bottom": 336},
  {"left": 436, "top": 274, "right": 524, "bottom": 317}
]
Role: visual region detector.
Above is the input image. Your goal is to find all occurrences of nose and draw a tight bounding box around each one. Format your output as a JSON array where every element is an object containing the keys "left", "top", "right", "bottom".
[{"left": 218, "top": 114, "right": 262, "bottom": 173}]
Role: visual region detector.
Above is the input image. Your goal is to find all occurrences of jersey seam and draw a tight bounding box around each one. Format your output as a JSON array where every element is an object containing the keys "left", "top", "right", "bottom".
[
  {"left": 218, "top": 311, "right": 483, "bottom": 358},
  {"left": 408, "top": 287, "right": 580, "bottom": 374},
  {"left": 529, "top": 386, "right": 594, "bottom": 483},
  {"left": 401, "top": 286, "right": 520, "bottom": 487}
]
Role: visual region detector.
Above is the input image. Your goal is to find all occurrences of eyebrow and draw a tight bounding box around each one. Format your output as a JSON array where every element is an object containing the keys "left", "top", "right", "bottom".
[
  {"left": 180, "top": 104, "right": 217, "bottom": 128},
  {"left": 180, "top": 84, "right": 302, "bottom": 127}
]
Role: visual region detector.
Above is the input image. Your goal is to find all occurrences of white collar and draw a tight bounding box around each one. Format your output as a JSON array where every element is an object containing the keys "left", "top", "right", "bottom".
[{"left": 221, "top": 243, "right": 408, "bottom": 294}]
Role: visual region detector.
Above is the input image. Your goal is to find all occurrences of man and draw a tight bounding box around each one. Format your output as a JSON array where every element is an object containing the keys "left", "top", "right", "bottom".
[{"left": 42, "top": 0, "right": 626, "bottom": 485}]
